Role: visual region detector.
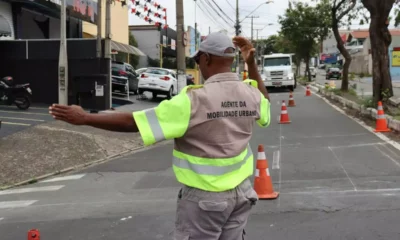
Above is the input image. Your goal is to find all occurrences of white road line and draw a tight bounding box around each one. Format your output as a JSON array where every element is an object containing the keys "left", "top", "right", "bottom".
[
  {"left": 272, "top": 150, "right": 280, "bottom": 169},
  {"left": 0, "top": 200, "right": 37, "bottom": 209},
  {"left": 2, "top": 122, "right": 31, "bottom": 126},
  {"left": 277, "top": 124, "right": 283, "bottom": 208},
  {"left": 380, "top": 144, "right": 400, "bottom": 158},
  {"left": 291, "top": 133, "right": 368, "bottom": 139},
  {"left": 329, "top": 142, "right": 386, "bottom": 149},
  {"left": 0, "top": 116, "right": 45, "bottom": 122},
  {"left": 0, "top": 110, "right": 48, "bottom": 116},
  {"left": 41, "top": 174, "right": 86, "bottom": 183},
  {"left": 374, "top": 145, "right": 400, "bottom": 168},
  {"left": 0, "top": 217, "right": 4, "bottom": 221},
  {"left": 0, "top": 185, "right": 64, "bottom": 195},
  {"left": 283, "top": 188, "right": 400, "bottom": 195},
  {"left": 328, "top": 147, "right": 357, "bottom": 191},
  {"left": 307, "top": 86, "right": 400, "bottom": 152}
]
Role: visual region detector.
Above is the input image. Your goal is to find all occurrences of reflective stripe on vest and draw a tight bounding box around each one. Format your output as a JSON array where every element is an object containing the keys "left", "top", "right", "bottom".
[
  {"left": 172, "top": 145, "right": 254, "bottom": 192},
  {"left": 143, "top": 108, "right": 165, "bottom": 142}
]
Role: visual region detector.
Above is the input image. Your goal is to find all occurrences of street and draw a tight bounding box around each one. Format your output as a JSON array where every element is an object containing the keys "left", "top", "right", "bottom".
[
  {"left": 1, "top": 86, "right": 400, "bottom": 239},
  {"left": 0, "top": 105, "right": 54, "bottom": 138}
]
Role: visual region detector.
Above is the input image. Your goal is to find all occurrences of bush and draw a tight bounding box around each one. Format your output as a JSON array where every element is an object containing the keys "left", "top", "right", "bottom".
[{"left": 361, "top": 96, "right": 374, "bottom": 108}]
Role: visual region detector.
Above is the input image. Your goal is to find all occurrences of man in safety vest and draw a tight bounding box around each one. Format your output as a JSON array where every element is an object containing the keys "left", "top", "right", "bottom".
[{"left": 49, "top": 32, "right": 271, "bottom": 240}]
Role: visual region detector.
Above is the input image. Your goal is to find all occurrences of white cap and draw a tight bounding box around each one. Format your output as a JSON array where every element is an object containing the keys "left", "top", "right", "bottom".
[{"left": 190, "top": 32, "right": 236, "bottom": 58}]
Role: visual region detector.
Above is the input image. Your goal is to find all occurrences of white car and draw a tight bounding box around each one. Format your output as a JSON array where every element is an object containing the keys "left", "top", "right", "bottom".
[
  {"left": 135, "top": 68, "right": 147, "bottom": 75},
  {"left": 310, "top": 67, "right": 317, "bottom": 78},
  {"left": 138, "top": 68, "right": 178, "bottom": 99}
]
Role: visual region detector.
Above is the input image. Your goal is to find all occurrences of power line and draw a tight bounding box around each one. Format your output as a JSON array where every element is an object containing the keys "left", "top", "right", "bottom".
[
  {"left": 197, "top": 1, "right": 228, "bottom": 31},
  {"left": 203, "top": 0, "right": 234, "bottom": 26},
  {"left": 209, "top": 0, "right": 235, "bottom": 23},
  {"left": 225, "top": 0, "right": 235, "bottom": 10}
]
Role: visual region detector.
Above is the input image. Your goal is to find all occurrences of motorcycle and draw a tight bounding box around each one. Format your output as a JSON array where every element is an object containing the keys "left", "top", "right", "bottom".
[{"left": 0, "top": 76, "right": 32, "bottom": 110}]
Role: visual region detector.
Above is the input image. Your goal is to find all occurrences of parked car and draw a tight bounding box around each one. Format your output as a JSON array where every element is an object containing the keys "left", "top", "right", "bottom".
[
  {"left": 135, "top": 68, "right": 147, "bottom": 75},
  {"left": 112, "top": 76, "right": 128, "bottom": 93},
  {"left": 326, "top": 68, "right": 342, "bottom": 80},
  {"left": 138, "top": 67, "right": 178, "bottom": 99},
  {"left": 112, "top": 61, "right": 139, "bottom": 94},
  {"left": 309, "top": 67, "right": 317, "bottom": 78}
]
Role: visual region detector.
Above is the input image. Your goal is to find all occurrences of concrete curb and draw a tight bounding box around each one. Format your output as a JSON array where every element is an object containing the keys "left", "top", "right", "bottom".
[
  {"left": 0, "top": 146, "right": 143, "bottom": 191},
  {"left": 308, "top": 83, "right": 400, "bottom": 132}
]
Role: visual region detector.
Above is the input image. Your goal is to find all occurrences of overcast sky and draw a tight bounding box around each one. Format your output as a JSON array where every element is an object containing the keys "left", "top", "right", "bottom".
[{"left": 127, "top": 0, "right": 381, "bottom": 39}]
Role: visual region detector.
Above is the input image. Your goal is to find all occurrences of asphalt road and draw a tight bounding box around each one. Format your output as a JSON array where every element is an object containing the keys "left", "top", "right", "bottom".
[
  {"left": 1, "top": 86, "right": 400, "bottom": 239},
  {"left": 0, "top": 104, "right": 53, "bottom": 138}
]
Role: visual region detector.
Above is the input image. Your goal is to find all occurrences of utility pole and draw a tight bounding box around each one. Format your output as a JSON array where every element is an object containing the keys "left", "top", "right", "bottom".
[
  {"left": 176, "top": 0, "right": 186, "bottom": 92},
  {"left": 248, "top": 16, "right": 259, "bottom": 42},
  {"left": 105, "top": 0, "right": 112, "bottom": 108},
  {"left": 96, "top": 0, "right": 102, "bottom": 58},
  {"left": 194, "top": 0, "right": 198, "bottom": 51},
  {"left": 58, "top": 0, "right": 68, "bottom": 105},
  {"left": 234, "top": 0, "right": 240, "bottom": 74}
]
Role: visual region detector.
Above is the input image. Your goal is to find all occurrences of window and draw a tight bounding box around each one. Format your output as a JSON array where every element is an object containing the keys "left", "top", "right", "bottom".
[
  {"left": 263, "top": 57, "right": 291, "bottom": 67},
  {"left": 145, "top": 68, "right": 169, "bottom": 75}
]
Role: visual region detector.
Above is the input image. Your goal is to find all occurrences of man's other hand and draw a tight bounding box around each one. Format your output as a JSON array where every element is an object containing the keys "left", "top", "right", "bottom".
[
  {"left": 233, "top": 36, "right": 256, "bottom": 65},
  {"left": 49, "top": 104, "right": 87, "bottom": 125}
]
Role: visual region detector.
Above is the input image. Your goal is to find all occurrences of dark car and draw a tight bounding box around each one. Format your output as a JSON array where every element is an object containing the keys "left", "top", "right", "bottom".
[
  {"left": 326, "top": 68, "right": 342, "bottom": 80},
  {"left": 112, "top": 61, "right": 139, "bottom": 94},
  {"left": 186, "top": 75, "right": 195, "bottom": 86}
]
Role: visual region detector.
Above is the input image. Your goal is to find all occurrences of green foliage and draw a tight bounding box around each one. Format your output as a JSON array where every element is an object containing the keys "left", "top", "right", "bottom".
[{"left": 361, "top": 96, "right": 374, "bottom": 108}]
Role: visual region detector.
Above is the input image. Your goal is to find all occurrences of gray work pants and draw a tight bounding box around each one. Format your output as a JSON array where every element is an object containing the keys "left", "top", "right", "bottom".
[{"left": 173, "top": 179, "right": 258, "bottom": 240}]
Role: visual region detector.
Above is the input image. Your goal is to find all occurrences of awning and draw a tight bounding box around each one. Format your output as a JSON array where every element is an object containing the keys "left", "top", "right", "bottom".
[
  {"left": 0, "top": 15, "right": 12, "bottom": 36},
  {"left": 111, "top": 40, "right": 146, "bottom": 56}
]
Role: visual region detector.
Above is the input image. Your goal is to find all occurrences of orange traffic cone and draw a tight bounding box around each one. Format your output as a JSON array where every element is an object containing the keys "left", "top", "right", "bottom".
[
  {"left": 374, "top": 101, "right": 391, "bottom": 132},
  {"left": 243, "top": 70, "right": 248, "bottom": 80},
  {"left": 254, "top": 145, "right": 279, "bottom": 200},
  {"left": 28, "top": 229, "right": 40, "bottom": 240},
  {"left": 288, "top": 91, "right": 296, "bottom": 107},
  {"left": 279, "top": 100, "right": 291, "bottom": 124},
  {"left": 305, "top": 85, "right": 312, "bottom": 96}
]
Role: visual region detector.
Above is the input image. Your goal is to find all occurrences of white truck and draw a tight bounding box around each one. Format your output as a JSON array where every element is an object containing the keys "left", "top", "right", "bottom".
[{"left": 261, "top": 53, "right": 297, "bottom": 91}]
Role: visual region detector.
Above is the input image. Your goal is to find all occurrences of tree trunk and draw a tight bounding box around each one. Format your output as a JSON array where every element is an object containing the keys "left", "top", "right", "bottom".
[
  {"left": 305, "top": 56, "right": 312, "bottom": 82},
  {"left": 362, "top": 0, "right": 394, "bottom": 104},
  {"left": 331, "top": 10, "right": 351, "bottom": 92}
]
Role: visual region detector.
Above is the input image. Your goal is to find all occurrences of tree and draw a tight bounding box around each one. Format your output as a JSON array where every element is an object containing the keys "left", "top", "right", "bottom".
[
  {"left": 279, "top": 2, "right": 331, "bottom": 81},
  {"left": 361, "top": 0, "right": 395, "bottom": 104},
  {"left": 323, "top": 0, "right": 357, "bottom": 92}
]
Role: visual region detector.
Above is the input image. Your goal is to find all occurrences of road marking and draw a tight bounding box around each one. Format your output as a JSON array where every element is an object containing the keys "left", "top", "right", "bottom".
[
  {"left": 277, "top": 124, "right": 283, "bottom": 208},
  {"left": 41, "top": 174, "right": 86, "bottom": 183},
  {"left": 283, "top": 188, "right": 400, "bottom": 195},
  {"left": 0, "top": 110, "right": 48, "bottom": 116},
  {"left": 307, "top": 86, "right": 400, "bottom": 153},
  {"left": 0, "top": 185, "right": 64, "bottom": 195},
  {"left": 2, "top": 122, "right": 31, "bottom": 126},
  {"left": 330, "top": 142, "right": 386, "bottom": 149},
  {"left": 0, "top": 116, "right": 45, "bottom": 122},
  {"left": 272, "top": 150, "right": 280, "bottom": 169},
  {"left": 120, "top": 216, "right": 132, "bottom": 221},
  {"left": 290, "top": 133, "right": 368, "bottom": 139},
  {"left": 374, "top": 145, "right": 400, "bottom": 168},
  {"left": 0, "top": 200, "right": 37, "bottom": 209},
  {"left": 0, "top": 105, "right": 49, "bottom": 110},
  {"left": 328, "top": 146, "right": 357, "bottom": 191},
  {"left": 0, "top": 217, "right": 4, "bottom": 221}
]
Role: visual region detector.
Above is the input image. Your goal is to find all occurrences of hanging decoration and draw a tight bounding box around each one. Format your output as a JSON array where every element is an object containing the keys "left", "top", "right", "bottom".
[{"left": 127, "top": 0, "right": 168, "bottom": 29}]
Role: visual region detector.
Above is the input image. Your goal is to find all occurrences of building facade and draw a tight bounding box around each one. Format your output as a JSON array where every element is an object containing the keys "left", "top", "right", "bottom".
[{"left": 129, "top": 25, "right": 177, "bottom": 68}]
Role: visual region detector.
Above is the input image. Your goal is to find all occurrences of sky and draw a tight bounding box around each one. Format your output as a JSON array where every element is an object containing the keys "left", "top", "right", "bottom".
[
  {"left": 127, "top": 0, "right": 391, "bottom": 39},
  {"left": 128, "top": 0, "right": 291, "bottom": 39}
]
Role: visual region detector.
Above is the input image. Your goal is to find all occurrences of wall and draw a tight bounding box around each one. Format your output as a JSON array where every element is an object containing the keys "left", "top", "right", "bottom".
[
  {"left": 348, "top": 52, "right": 369, "bottom": 74},
  {"left": 0, "top": 0, "right": 14, "bottom": 40},
  {"left": 389, "top": 36, "right": 400, "bottom": 78},
  {"left": 0, "top": 39, "right": 110, "bottom": 109},
  {"left": 82, "top": 1, "right": 128, "bottom": 44},
  {"left": 130, "top": 29, "right": 159, "bottom": 68}
]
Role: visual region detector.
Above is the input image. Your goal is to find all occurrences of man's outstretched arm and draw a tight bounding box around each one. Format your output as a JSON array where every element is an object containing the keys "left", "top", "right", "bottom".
[{"left": 49, "top": 104, "right": 138, "bottom": 132}]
